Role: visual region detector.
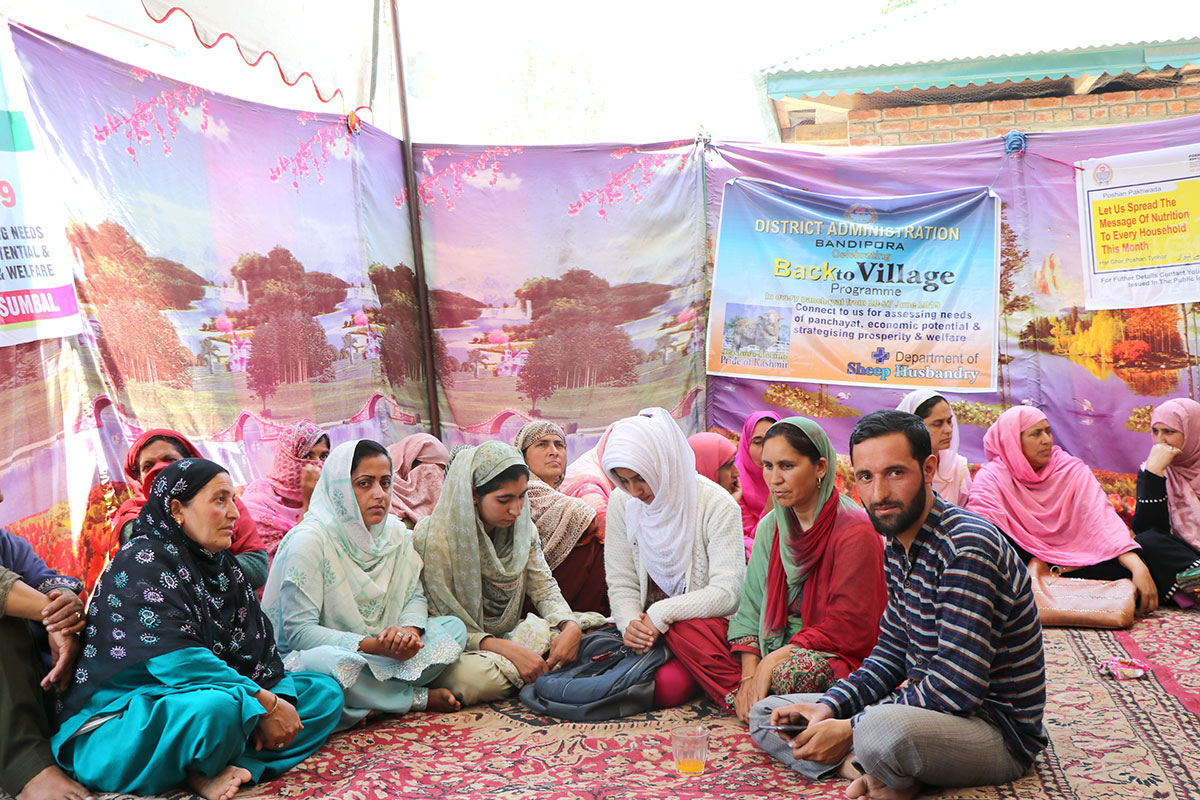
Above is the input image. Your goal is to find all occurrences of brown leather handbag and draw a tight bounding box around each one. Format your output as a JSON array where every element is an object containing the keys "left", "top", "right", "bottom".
[{"left": 1027, "top": 559, "right": 1136, "bottom": 629}]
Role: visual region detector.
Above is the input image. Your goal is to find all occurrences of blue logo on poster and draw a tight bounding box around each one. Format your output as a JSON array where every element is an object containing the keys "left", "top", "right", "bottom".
[
  {"left": 845, "top": 203, "right": 878, "bottom": 224},
  {"left": 871, "top": 347, "right": 890, "bottom": 364}
]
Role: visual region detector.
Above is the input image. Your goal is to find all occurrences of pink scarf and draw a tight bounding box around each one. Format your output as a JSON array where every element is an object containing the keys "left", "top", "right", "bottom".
[
  {"left": 388, "top": 433, "right": 450, "bottom": 523},
  {"left": 735, "top": 411, "right": 779, "bottom": 539},
  {"left": 967, "top": 406, "right": 1136, "bottom": 567},
  {"left": 1149, "top": 398, "right": 1200, "bottom": 551},
  {"left": 562, "top": 424, "right": 616, "bottom": 502},
  {"left": 241, "top": 419, "right": 326, "bottom": 553},
  {"left": 687, "top": 432, "right": 737, "bottom": 484}
]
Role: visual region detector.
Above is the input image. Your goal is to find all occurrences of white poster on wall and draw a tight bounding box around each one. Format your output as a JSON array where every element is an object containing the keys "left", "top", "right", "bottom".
[
  {"left": 0, "top": 25, "right": 80, "bottom": 346},
  {"left": 1077, "top": 142, "right": 1200, "bottom": 310}
]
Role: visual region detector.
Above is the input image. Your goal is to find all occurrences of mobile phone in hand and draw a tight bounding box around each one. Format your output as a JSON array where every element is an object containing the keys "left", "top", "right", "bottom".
[{"left": 758, "top": 721, "right": 807, "bottom": 732}]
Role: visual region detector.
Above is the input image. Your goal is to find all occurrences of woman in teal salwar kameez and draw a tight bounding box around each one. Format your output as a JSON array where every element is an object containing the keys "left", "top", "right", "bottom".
[
  {"left": 262, "top": 439, "right": 467, "bottom": 729},
  {"left": 52, "top": 458, "right": 341, "bottom": 800}
]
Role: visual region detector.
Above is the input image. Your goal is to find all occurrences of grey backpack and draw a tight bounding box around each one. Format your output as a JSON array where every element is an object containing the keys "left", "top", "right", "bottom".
[{"left": 518, "top": 625, "right": 671, "bottom": 721}]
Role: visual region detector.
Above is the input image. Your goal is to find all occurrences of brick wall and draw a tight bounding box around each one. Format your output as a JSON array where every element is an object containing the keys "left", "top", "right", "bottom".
[{"left": 845, "top": 86, "right": 1200, "bottom": 146}]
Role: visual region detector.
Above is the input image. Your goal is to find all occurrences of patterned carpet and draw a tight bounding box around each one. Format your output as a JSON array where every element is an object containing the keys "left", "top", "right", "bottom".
[
  {"left": 8, "top": 611, "right": 1199, "bottom": 800},
  {"left": 235, "top": 610, "right": 1200, "bottom": 800}
]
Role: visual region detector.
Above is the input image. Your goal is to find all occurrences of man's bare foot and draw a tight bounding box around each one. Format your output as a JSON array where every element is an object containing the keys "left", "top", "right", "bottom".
[
  {"left": 845, "top": 774, "right": 918, "bottom": 800},
  {"left": 187, "top": 766, "right": 252, "bottom": 800},
  {"left": 837, "top": 755, "right": 863, "bottom": 781},
  {"left": 16, "top": 765, "right": 93, "bottom": 800},
  {"left": 426, "top": 688, "right": 462, "bottom": 712}
]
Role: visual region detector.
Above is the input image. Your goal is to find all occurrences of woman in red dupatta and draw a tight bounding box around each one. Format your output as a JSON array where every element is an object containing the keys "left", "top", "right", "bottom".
[
  {"left": 723, "top": 416, "right": 886, "bottom": 722},
  {"left": 112, "top": 429, "right": 268, "bottom": 588}
]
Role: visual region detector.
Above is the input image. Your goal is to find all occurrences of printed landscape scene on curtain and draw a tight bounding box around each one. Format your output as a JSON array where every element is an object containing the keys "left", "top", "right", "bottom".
[
  {"left": 413, "top": 141, "right": 708, "bottom": 452},
  {"left": 0, "top": 27, "right": 710, "bottom": 588},
  {"left": 6, "top": 26, "right": 422, "bottom": 586}
]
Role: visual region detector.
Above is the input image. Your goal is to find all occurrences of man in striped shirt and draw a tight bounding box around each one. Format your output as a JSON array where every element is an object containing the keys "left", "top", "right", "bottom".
[{"left": 750, "top": 410, "right": 1046, "bottom": 800}]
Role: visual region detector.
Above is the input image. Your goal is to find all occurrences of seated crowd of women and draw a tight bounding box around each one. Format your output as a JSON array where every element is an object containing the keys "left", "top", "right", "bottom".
[{"left": 4, "top": 392, "right": 1198, "bottom": 800}]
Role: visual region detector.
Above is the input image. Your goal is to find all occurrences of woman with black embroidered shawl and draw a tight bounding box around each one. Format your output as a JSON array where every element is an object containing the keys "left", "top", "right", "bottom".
[{"left": 51, "top": 459, "right": 341, "bottom": 800}]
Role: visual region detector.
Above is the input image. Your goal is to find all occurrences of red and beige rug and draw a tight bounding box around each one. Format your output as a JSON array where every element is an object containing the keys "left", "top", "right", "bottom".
[
  {"left": 237, "top": 610, "right": 1200, "bottom": 800},
  {"left": 7, "top": 611, "right": 1198, "bottom": 800}
]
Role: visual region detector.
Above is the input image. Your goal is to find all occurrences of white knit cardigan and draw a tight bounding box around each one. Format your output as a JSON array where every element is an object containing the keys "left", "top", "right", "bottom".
[{"left": 605, "top": 474, "right": 746, "bottom": 633}]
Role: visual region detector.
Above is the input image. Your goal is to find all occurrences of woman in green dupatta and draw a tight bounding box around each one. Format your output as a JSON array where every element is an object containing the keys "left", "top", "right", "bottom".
[
  {"left": 415, "top": 441, "right": 591, "bottom": 706},
  {"left": 726, "top": 416, "right": 887, "bottom": 722},
  {"left": 262, "top": 439, "right": 468, "bottom": 729}
]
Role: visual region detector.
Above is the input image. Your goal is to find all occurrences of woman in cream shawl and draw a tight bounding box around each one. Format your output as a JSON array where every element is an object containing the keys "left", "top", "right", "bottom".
[
  {"left": 513, "top": 421, "right": 607, "bottom": 614},
  {"left": 263, "top": 439, "right": 467, "bottom": 728}
]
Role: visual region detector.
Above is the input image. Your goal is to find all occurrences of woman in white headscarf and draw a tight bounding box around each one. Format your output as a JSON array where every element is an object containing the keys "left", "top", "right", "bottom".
[
  {"left": 897, "top": 389, "right": 972, "bottom": 505},
  {"left": 601, "top": 408, "right": 745, "bottom": 709},
  {"left": 263, "top": 439, "right": 468, "bottom": 730}
]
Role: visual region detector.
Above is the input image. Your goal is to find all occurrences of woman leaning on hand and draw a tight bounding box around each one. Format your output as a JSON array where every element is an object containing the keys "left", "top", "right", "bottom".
[{"left": 1132, "top": 398, "right": 1200, "bottom": 605}]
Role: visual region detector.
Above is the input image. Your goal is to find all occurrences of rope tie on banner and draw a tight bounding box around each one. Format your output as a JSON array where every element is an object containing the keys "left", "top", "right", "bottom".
[
  {"left": 1004, "top": 128, "right": 1084, "bottom": 172},
  {"left": 1004, "top": 129, "right": 1027, "bottom": 155},
  {"left": 1029, "top": 152, "right": 1085, "bottom": 171}
]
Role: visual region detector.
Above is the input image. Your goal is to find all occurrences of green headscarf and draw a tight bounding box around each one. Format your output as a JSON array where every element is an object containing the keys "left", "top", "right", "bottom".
[
  {"left": 414, "top": 440, "right": 536, "bottom": 638},
  {"left": 263, "top": 439, "right": 420, "bottom": 648},
  {"left": 727, "top": 416, "right": 856, "bottom": 655}
]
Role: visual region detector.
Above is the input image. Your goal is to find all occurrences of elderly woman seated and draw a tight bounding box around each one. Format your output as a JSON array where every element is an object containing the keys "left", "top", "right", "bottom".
[
  {"left": 52, "top": 459, "right": 342, "bottom": 800},
  {"left": 115, "top": 429, "right": 268, "bottom": 588},
  {"left": 968, "top": 407, "right": 1157, "bottom": 617},
  {"left": 512, "top": 422, "right": 608, "bottom": 614}
]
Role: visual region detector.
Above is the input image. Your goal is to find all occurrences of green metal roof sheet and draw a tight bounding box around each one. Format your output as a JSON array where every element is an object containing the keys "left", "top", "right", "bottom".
[{"left": 767, "top": 41, "right": 1200, "bottom": 99}]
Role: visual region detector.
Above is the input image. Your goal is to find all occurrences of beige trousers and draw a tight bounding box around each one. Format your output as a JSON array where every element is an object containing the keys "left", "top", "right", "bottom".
[{"left": 429, "top": 651, "right": 517, "bottom": 706}]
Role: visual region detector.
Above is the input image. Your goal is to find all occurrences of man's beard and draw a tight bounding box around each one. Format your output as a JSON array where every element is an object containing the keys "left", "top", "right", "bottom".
[{"left": 865, "top": 484, "right": 927, "bottom": 538}]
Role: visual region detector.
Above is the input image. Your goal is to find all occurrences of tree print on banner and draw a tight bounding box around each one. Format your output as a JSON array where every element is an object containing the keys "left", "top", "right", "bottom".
[
  {"left": 368, "top": 263, "right": 457, "bottom": 390},
  {"left": 517, "top": 322, "right": 638, "bottom": 413},
  {"left": 247, "top": 313, "right": 338, "bottom": 413},
  {"left": 412, "top": 141, "right": 706, "bottom": 442}
]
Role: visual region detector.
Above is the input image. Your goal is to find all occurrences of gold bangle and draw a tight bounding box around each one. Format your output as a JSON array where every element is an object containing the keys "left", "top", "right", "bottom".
[{"left": 265, "top": 694, "right": 280, "bottom": 716}]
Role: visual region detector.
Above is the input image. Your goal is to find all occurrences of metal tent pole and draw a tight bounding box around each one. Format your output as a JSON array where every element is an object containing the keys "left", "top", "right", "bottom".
[{"left": 388, "top": 0, "right": 440, "bottom": 436}]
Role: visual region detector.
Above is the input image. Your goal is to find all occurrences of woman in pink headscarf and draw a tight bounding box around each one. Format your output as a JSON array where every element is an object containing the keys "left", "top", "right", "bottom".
[
  {"left": 735, "top": 412, "right": 779, "bottom": 560},
  {"left": 560, "top": 424, "right": 616, "bottom": 528},
  {"left": 241, "top": 419, "right": 330, "bottom": 555},
  {"left": 1131, "top": 398, "right": 1200, "bottom": 606},
  {"left": 387, "top": 433, "right": 450, "bottom": 526},
  {"left": 967, "top": 406, "right": 1157, "bottom": 616},
  {"left": 687, "top": 432, "right": 739, "bottom": 496}
]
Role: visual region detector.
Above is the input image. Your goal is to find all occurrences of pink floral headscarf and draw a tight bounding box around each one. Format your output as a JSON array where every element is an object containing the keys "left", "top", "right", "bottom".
[
  {"left": 241, "top": 419, "right": 327, "bottom": 554},
  {"left": 388, "top": 433, "right": 450, "bottom": 523}
]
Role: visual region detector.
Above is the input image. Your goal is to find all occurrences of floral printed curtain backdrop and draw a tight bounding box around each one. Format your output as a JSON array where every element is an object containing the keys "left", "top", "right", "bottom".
[
  {"left": 1, "top": 28, "right": 707, "bottom": 587},
  {"left": 3, "top": 24, "right": 1199, "bottom": 587}
]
